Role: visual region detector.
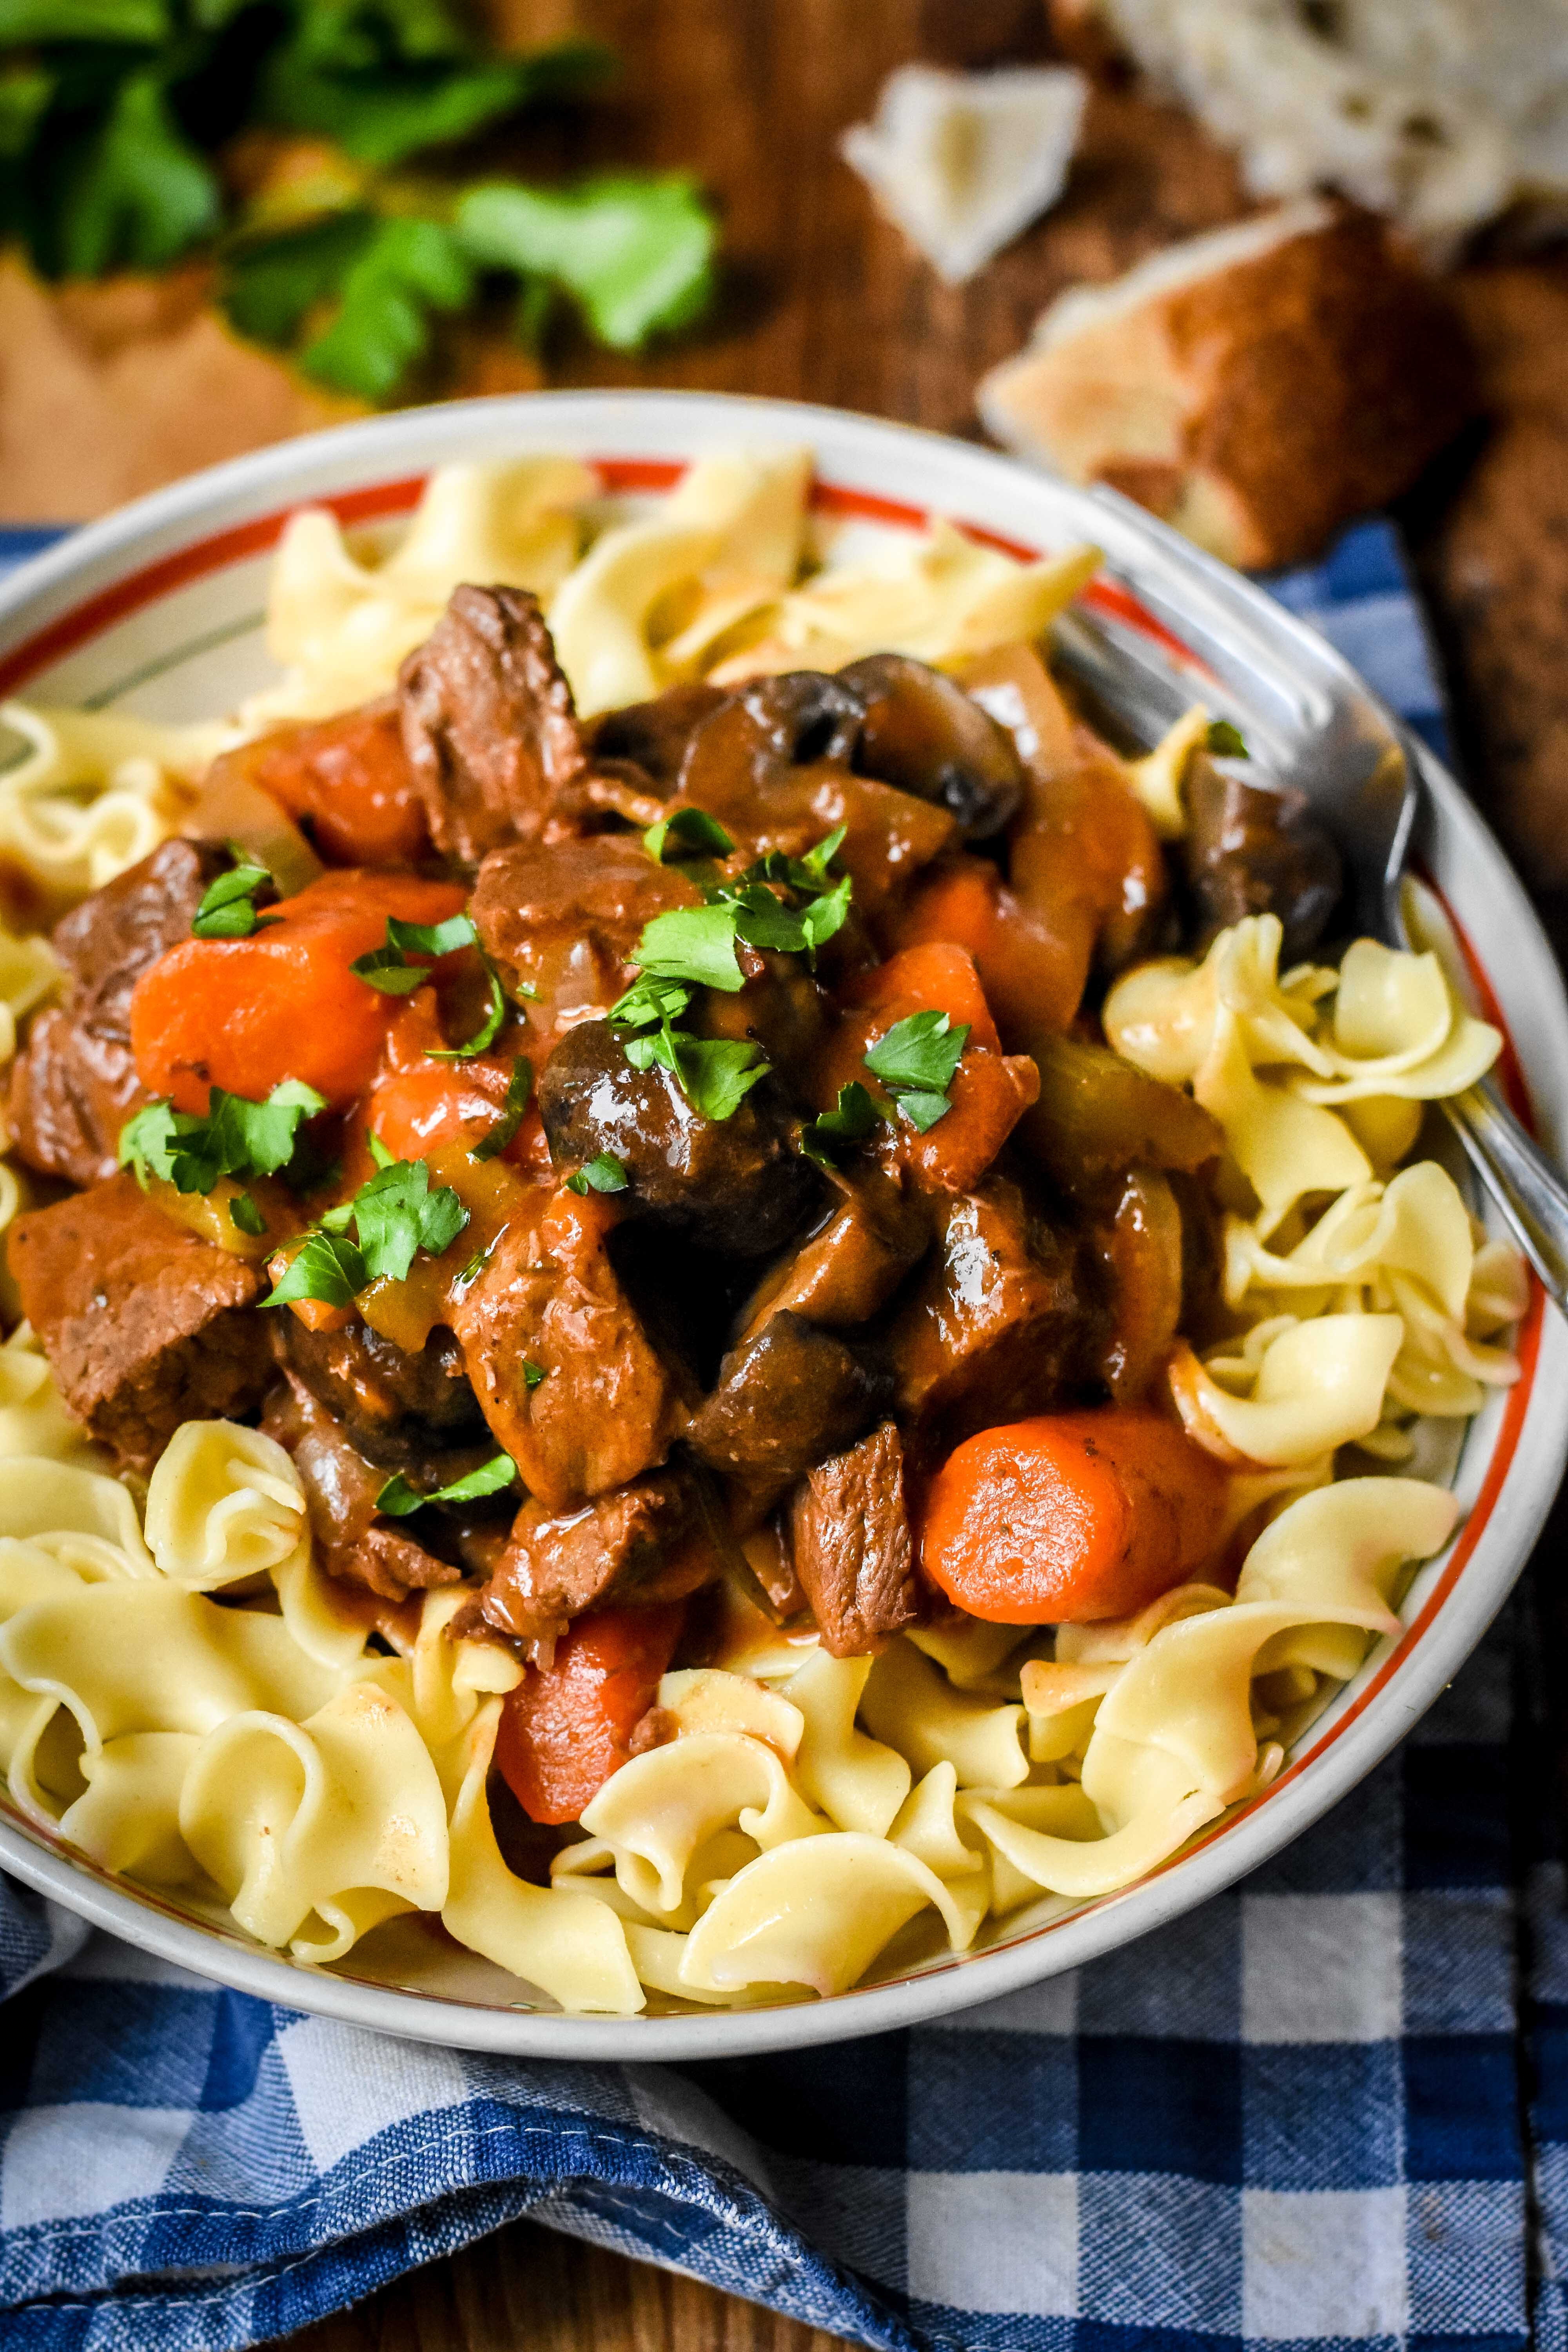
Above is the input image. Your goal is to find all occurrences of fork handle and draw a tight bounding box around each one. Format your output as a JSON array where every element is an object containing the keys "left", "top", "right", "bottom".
[{"left": 1443, "top": 1084, "right": 1568, "bottom": 1314}]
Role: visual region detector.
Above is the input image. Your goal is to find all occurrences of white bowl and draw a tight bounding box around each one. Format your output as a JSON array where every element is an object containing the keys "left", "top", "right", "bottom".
[{"left": 0, "top": 390, "right": 1562, "bottom": 2059}]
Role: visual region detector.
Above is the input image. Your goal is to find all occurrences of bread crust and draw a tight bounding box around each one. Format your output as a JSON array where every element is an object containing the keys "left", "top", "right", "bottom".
[{"left": 980, "top": 209, "right": 1477, "bottom": 568}]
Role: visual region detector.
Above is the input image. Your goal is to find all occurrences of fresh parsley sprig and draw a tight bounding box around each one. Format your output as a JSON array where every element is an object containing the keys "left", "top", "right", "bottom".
[
  {"left": 265, "top": 1147, "right": 468, "bottom": 1307},
  {"left": 606, "top": 824, "right": 851, "bottom": 1123},
  {"left": 1207, "top": 719, "right": 1249, "bottom": 757},
  {"left": 800, "top": 1080, "right": 880, "bottom": 1168},
  {"left": 2, "top": 5, "right": 716, "bottom": 406},
  {"left": 563, "top": 1151, "right": 628, "bottom": 1196},
  {"left": 375, "top": 1452, "right": 518, "bottom": 1517},
  {"left": 119, "top": 1078, "right": 326, "bottom": 1195},
  {"left": 470, "top": 1055, "right": 532, "bottom": 1163},
  {"left": 643, "top": 806, "right": 735, "bottom": 864},
  {"left": 349, "top": 911, "right": 476, "bottom": 995},
  {"left": 864, "top": 1010, "right": 970, "bottom": 1132},
  {"left": 191, "top": 851, "right": 279, "bottom": 940},
  {"left": 349, "top": 910, "right": 507, "bottom": 1059}
]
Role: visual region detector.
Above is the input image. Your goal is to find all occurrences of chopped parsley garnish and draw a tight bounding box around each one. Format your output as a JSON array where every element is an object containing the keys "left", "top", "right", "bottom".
[
  {"left": 523, "top": 1359, "right": 546, "bottom": 1389},
  {"left": 428, "top": 958, "right": 506, "bottom": 1060},
  {"left": 608, "top": 823, "right": 850, "bottom": 1122},
  {"left": 643, "top": 806, "right": 735, "bottom": 863},
  {"left": 564, "top": 1151, "right": 629, "bottom": 1196},
  {"left": 229, "top": 1191, "right": 267, "bottom": 1237},
  {"left": 632, "top": 903, "right": 746, "bottom": 993},
  {"left": 800, "top": 1081, "right": 880, "bottom": 1167},
  {"left": 349, "top": 909, "right": 507, "bottom": 1059},
  {"left": 119, "top": 1078, "right": 326, "bottom": 1195},
  {"left": 265, "top": 1152, "right": 468, "bottom": 1306},
  {"left": 1207, "top": 719, "right": 1249, "bottom": 757},
  {"left": 864, "top": 1010, "right": 970, "bottom": 1132},
  {"left": 375, "top": 1453, "right": 519, "bottom": 1517},
  {"left": 349, "top": 912, "right": 477, "bottom": 995},
  {"left": 191, "top": 853, "right": 278, "bottom": 940},
  {"left": 470, "top": 1056, "right": 532, "bottom": 1162}
]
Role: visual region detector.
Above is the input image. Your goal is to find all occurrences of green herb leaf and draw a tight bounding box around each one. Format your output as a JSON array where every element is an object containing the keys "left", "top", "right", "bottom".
[
  {"left": 523, "top": 1359, "right": 545, "bottom": 1389},
  {"left": 797, "top": 869, "right": 852, "bottom": 951},
  {"left": 426, "top": 955, "right": 505, "bottom": 1059},
  {"left": 891, "top": 1089, "right": 953, "bottom": 1132},
  {"left": 1207, "top": 719, "right": 1249, "bottom": 757},
  {"left": 222, "top": 211, "right": 377, "bottom": 349},
  {"left": 350, "top": 1154, "right": 468, "bottom": 1282},
  {"left": 470, "top": 1055, "right": 532, "bottom": 1161},
  {"left": 670, "top": 1035, "right": 770, "bottom": 1123},
  {"left": 800, "top": 1080, "right": 880, "bottom": 1166},
  {"left": 118, "top": 1078, "right": 326, "bottom": 1194},
  {"left": 228, "top": 1190, "right": 267, "bottom": 1237},
  {"left": 632, "top": 903, "right": 746, "bottom": 993},
  {"left": 350, "top": 909, "right": 475, "bottom": 995},
  {"left": 268, "top": 1148, "right": 468, "bottom": 1305},
  {"left": 456, "top": 171, "right": 715, "bottom": 349},
  {"left": 643, "top": 805, "right": 735, "bottom": 864},
  {"left": 864, "top": 1009, "right": 970, "bottom": 1099},
  {"left": 0, "top": 0, "right": 168, "bottom": 32},
  {"left": 792, "top": 824, "right": 847, "bottom": 888},
  {"left": 264, "top": 1227, "right": 366, "bottom": 1308},
  {"left": 42, "top": 68, "right": 220, "bottom": 279},
  {"left": 191, "top": 857, "right": 277, "bottom": 940},
  {"left": 298, "top": 212, "right": 473, "bottom": 401},
  {"left": 0, "top": 67, "right": 53, "bottom": 164},
  {"left": 608, "top": 973, "right": 692, "bottom": 1032},
  {"left": 563, "top": 1150, "right": 628, "bottom": 1196},
  {"left": 256, "top": 20, "right": 613, "bottom": 170},
  {"left": 375, "top": 1450, "right": 519, "bottom": 1517},
  {"left": 454, "top": 1232, "right": 497, "bottom": 1288}
]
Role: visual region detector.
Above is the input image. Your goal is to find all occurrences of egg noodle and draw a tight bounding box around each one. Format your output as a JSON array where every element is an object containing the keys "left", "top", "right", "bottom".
[{"left": 0, "top": 455, "right": 1524, "bottom": 2012}]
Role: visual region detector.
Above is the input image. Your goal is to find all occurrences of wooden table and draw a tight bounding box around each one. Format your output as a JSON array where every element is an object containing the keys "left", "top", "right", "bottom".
[{"left": 232, "top": 1, "right": 1565, "bottom": 2341}]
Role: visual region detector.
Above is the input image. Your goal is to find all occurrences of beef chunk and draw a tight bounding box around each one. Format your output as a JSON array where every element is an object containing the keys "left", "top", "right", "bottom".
[
  {"left": 397, "top": 584, "right": 587, "bottom": 865},
  {"left": 538, "top": 1019, "right": 821, "bottom": 1259},
  {"left": 886, "top": 1178, "right": 1098, "bottom": 1447},
  {"left": 9, "top": 837, "right": 224, "bottom": 1186},
  {"left": 789, "top": 1421, "right": 919, "bottom": 1657},
  {"left": 447, "top": 1206, "right": 684, "bottom": 1514},
  {"left": 838, "top": 653, "right": 1024, "bottom": 838},
  {"left": 470, "top": 833, "right": 699, "bottom": 1030},
  {"left": 273, "top": 1312, "right": 488, "bottom": 1481},
  {"left": 263, "top": 1375, "right": 459, "bottom": 1601},
  {"left": 479, "top": 1466, "right": 712, "bottom": 1644},
  {"left": 688, "top": 1309, "right": 887, "bottom": 1512},
  {"left": 1183, "top": 754, "right": 1343, "bottom": 963},
  {"left": 8, "top": 1171, "right": 267, "bottom": 1472}
]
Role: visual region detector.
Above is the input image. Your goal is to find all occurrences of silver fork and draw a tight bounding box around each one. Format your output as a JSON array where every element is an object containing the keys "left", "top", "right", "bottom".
[{"left": 1052, "top": 606, "right": 1568, "bottom": 1315}]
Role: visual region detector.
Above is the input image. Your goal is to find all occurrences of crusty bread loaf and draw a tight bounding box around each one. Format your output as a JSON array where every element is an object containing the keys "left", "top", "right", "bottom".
[
  {"left": 1048, "top": 0, "right": 1568, "bottom": 256},
  {"left": 977, "top": 201, "right": 1476, "bottom": 569}
]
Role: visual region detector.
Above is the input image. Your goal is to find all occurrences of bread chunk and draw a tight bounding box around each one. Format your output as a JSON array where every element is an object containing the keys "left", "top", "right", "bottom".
[{"left": 978, "top": 203, "right": 1475, "bottom": 568}]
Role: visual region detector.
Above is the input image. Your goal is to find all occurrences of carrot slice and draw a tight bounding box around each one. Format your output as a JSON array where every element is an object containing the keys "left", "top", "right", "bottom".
[
  {"left": 841, "top": 940, "right": 1001, "bottom": 1051},
  {"left": 920, "top": 1408, "right": 1230, "bottom": 1624},
  {"left": 129, "top": 871, "right": 467, "bottom": 1112},
  {"left": 494, "top": 1603, "right": 686, "bottom": 1824},
  {"left": 209, "top": 702, "right": 430, "bottom": 866},
  {"left": 889, "top": 859, "right": 1086, "bottom": 1043}
]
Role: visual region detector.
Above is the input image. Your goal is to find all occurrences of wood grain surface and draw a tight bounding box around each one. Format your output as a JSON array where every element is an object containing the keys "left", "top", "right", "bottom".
[{"left": 119, "top": 2, "right": 1557, "bottom": 2345}]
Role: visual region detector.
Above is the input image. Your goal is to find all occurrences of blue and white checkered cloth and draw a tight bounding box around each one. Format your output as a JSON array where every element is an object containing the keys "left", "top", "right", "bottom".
[{"left": 0, "top": 517, "right": 1559, "bottom": 2352}]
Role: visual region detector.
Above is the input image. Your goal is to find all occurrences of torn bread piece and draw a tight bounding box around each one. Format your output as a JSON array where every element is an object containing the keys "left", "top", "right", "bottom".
[
  {"left": 1049, "top": 0, "right": 1568, "bottom": 256},
  {"left": 977, "top": 201, "right": 1475, "bottom": 570},
  {"left": 841, "top": 64, "right": 1088, "bottom": 284}
]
